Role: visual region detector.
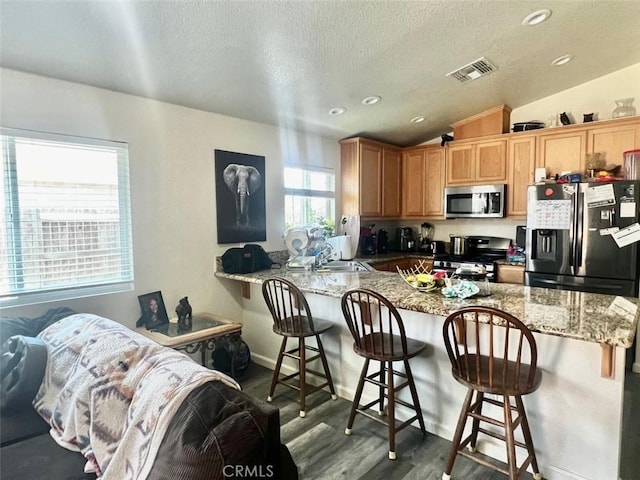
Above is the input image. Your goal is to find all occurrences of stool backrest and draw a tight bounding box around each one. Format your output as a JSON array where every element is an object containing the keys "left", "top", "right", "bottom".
[
  {"left": 442, "top": 306, "right": 538, "bottom": 392},
  {"left": 262, "top": 277, "right": 315, "bottom": 334},
  {"left": 341, "top": 288, "right": 408, "bottom": 356}
]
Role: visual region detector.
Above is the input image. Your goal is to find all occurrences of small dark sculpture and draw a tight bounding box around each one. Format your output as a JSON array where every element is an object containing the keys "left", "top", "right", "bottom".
[
  {"left": 559, "top": 112, "right": 572, "bottom": 125},
  {"left": 583, "top": 113, "right": 594, "bottom": 123},
  {"left": 440, "top": 133, "right": 454, "bottom": 147},
  {"left": 176, "top": 297, "right": 192, "bottom": 330}
]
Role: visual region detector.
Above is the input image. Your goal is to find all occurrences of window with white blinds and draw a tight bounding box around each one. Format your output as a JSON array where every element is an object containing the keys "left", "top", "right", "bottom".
[{"left": 0, "top": 128, "right": 134, "bottom": 307}]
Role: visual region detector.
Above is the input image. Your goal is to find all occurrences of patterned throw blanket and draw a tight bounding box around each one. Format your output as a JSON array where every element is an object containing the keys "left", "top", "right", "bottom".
[{"left": 34, "top": 313, "right": 239, "bottom": 479}]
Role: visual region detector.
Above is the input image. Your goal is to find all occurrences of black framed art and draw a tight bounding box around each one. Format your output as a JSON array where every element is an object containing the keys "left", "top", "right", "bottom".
[
  {"left": 136, "top": 291, "right": 169, "bottom": 330},
  {"left": 215, "top": 149, "right": 266, "bottom": 244}
]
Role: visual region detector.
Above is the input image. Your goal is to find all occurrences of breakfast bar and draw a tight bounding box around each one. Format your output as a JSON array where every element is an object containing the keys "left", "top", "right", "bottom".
[{"left": 215, "top": 267, "right": 639, "bottom": 480}]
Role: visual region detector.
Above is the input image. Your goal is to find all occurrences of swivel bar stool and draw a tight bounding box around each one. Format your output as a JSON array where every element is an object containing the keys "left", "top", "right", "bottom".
[
  {"left": 262, "top": 277, "right": 337, "bottom": 417},
  {"left": 442, "top": 306, "right": 543, "bottom": 480},
  {"left": 341, "top": 288, "right": 427, "bottom": 460}
]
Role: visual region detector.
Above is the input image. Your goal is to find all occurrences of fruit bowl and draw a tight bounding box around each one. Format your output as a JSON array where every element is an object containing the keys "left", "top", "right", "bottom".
[{"left": 396, "top": 260, "right": 447, "bottom": 293}]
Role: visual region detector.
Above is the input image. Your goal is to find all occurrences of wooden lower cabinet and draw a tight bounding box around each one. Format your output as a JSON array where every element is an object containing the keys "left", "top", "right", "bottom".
[{"left": 372, "top": 257, "right": 433, "bottom": 272}]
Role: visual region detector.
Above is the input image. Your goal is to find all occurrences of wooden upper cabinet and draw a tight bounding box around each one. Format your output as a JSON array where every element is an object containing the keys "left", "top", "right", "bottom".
[
  {"left": 424, "top": 147, "right": 446, "bottom": 217},
  {"left": 402, "top": 145, "right": 445, "bottom": 218},
  {"left": 359, "top": 142, "right": 383, "bottom": 216},
  {"left": 447, "top": 138, "right": 507, "bottom": 185},
  {"left": 476, "top": 139, "right": 507, "bottom": 182},
  {"left": 507, "top": 136, "right": 536, "bottom": 217},
  {"left": 537, "top": 130, "right": 587, "bottom": 178},
  {"left": 382, "top": 148, "right": 402, "bottom": 217},
  {"left": 447, "top": 144, "right": 474, "bottom": 184},
  {"left": 402, "top": 149, "right": 426, "bottom": 217},
  {"left": 588, "top": 121, "right": 640, "bottom": 165},
  {"left": 339, "top": 137, "right": 401, "bottom": 218}
]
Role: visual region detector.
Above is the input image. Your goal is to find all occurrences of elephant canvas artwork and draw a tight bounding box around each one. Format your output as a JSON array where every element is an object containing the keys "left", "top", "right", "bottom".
[{"left": 215, "top": 149, "right": 266, "bottom": 243}]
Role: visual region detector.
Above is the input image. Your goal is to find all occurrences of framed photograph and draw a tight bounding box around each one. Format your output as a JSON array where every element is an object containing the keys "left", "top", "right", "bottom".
[
  {"left": 136, "top": 291, "right": 169, "bottom": 329},
  {"left": 215, "top": 149, "right": 266, "bottom": 244}
]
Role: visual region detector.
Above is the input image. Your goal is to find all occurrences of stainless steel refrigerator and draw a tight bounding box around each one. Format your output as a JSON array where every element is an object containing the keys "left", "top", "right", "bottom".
[{"left": 525, "top": 181, "right": 640, "bottom": 296}]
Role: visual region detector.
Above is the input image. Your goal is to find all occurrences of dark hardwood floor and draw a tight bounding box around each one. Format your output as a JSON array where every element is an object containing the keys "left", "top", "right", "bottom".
[{"left": 238, "top": 363, "right": 556, "bottom": 480}]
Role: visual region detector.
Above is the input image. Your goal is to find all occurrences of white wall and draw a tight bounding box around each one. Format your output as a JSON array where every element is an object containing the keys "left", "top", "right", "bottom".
[
  {"left": 0, "top": 68, "right": 339, "bottom": 325},
  {"left": 511, "top": 62, "right": 640, "bottom": 125}
]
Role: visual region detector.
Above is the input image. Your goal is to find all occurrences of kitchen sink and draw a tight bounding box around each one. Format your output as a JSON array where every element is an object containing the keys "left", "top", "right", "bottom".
[{"left": 321, "top": 260, "right": 373, "bottom": 272}]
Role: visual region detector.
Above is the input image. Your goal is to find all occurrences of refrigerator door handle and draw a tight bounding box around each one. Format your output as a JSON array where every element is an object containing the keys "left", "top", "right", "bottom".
[{"left": 574, "top": 191, "right": 585, "bottom": 274}]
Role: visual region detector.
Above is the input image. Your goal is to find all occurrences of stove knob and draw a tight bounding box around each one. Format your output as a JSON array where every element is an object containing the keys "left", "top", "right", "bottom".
[{"left": 446, "top": 262, "right": 451, "bottom": 268}]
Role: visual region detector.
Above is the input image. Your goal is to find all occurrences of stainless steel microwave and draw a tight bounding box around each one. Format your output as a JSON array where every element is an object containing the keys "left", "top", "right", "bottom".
[{"left": 444, "top": 184, "right": 506, "bottom": 218}]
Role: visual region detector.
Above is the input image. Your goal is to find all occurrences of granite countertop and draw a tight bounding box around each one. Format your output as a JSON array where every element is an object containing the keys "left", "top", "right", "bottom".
[{"left": 215, "top": 266, "right": 640, "bottom": 348}]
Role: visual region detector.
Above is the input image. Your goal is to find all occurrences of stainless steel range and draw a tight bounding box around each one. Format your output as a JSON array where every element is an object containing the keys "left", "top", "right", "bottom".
[{"left": 433, "top": 236, "right": 511, "bottom": 282}]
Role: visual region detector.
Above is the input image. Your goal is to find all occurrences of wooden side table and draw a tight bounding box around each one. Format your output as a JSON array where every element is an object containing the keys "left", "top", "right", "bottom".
[{"left": 136, "top": 312, "right": 243, "bottom": 376}]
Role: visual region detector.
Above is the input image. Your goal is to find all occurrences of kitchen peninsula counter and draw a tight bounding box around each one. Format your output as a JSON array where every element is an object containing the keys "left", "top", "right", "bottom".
[
  {"left": 216, "top": 267, "right": 638, "bottom": 480},
  {"left": 215, "top": 268, "right": 639, "bottom": 348}
]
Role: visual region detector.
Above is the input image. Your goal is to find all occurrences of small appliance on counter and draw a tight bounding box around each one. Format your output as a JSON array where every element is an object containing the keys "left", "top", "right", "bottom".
[
  {"left": 396, "top": 226, "right": 416, "bottom": 252},
  {"left": 360, "top": 224, "right": 376, "bottom": 256},
  {"left": 377, "top": 229, "right": 389, "bottom": 254},
  {"left": 418, "top": 222, "right": 434, "bottom": 253}
]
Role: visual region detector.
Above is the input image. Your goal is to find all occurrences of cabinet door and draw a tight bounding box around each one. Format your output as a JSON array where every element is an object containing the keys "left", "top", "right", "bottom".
[
  {"left": 507, "top": 136, "right": 536, "bottom": 217},
  {"left": 588, "top": 122, "right": 640, "bottom": 165},
  {"left": 382, "top": 148, "right": 402, "bottom": 217},
  {"left": 475, "top": 139, "right": 507, "bottom": 182},
  {"left": 447, "top": 144, "right": 475, "bottom": 185},
  {"left": 538, "top": 130, "right": 587, "bottom": 178},
  {"left": 402, "top": 149, "right": 427, "bottom": 217},
  {"left": 359, "top": 142, "right": 383, "bottom": 217},
  {"left": 340, "top": 141, "right": 360, "bottom": 215},
  {"left": 424, "top": 147, "right": 446, "bottom": 217}
]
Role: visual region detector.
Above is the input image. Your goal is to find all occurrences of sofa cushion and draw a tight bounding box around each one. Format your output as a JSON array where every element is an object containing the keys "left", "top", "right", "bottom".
[
  {"left": 0, "top": 431, "right": 94, "bottom": 479},
  {"left": 1, "top": 335, "right": 48, "bottom": 413},
  {"left": 0, "top": 307, "right": 75, "bottom": 346}
]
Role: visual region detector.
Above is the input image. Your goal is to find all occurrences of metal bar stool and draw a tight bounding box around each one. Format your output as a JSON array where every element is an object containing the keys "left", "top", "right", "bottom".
[
  {"left": 341, "top": 288, "right": 427, "bottom": 460},
  {"left": 442, "top": 306, "right": 543, "bottom": 480},
  {"left": 262, "top": 277, "right": 337, "bottom": 417}
]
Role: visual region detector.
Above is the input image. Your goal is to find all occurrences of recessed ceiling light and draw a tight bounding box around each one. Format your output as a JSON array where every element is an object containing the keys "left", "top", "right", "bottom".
[
  {"left": 362, "top": 96, "right": 381, "bottom": 106},
  {"left": 551, "top": 54, "right": 574, "bottom": 66},
  {"left": 329, "top": 107, "right": 347, "bottom": 116},
  {"left": 410, "top": 116, "right": 425, "bottom": 124},
  {"left": 522, "top": 9, "right": 551, "bottom": 26}
]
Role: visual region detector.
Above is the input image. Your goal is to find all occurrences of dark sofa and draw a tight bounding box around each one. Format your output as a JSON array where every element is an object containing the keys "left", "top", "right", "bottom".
[{"left": 0, "top": 308, "right": 297, "bottom": 480}]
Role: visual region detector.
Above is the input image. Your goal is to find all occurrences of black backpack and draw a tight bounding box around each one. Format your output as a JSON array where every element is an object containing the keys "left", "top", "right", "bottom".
[
  {"left": 221, "top": 244, "right": 277, "bottom": 274},
  {"left": 211, "top": 336, "right": 251, "bottom": 377}
]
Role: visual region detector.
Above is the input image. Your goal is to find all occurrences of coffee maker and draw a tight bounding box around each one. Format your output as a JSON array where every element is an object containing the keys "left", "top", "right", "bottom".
[
  {"left": 396, "top": 226, "right": 415, "bottom": 252},
  {"left": 377, "top": 229, "right": 389, "bottom": 254},
  {"left": 360, "top": 225, "right": 376, "bottom": 255}
]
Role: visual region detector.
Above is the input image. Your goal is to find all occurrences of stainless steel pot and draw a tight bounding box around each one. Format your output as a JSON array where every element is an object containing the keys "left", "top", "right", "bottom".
[{"left": 449, "top": 235, "right": 469, "bottom": 256}]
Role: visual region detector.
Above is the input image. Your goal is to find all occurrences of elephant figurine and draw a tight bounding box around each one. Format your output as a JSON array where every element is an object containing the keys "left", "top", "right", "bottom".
[
  {"left": 223, "top": 164, "right": 261, "bottom": 227},
  {"left": 175, "top": 296, "right": 192, "bottom": 330}
]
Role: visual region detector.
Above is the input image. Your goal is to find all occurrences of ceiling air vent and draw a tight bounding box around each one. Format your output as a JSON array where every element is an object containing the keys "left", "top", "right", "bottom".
[{"left": 446, "top": 57, "right": 497, "bottom": 84}]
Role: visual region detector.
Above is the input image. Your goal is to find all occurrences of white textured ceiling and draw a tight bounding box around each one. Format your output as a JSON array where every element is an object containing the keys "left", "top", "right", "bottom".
[{"left": 1, "top": 0, "right": 639, "bottom": 147}]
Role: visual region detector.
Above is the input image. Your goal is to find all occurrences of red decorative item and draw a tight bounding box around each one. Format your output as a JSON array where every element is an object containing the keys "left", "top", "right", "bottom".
[{"left": 545, "top": 188, "right": 554, "bottom": 196}]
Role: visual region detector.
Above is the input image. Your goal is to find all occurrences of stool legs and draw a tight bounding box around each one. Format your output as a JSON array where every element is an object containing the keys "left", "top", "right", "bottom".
[
  {"left": 268, "top": 334, "right": 336, "bottom": 417},
  {"left": 315, "top": 334, "right": 337, "bottom": 400},
  {"left": 345, "top": 358, "right": 370, "bottom": 435},
  {"left": 443, "top": 389, "right": 542, "bottom": 480},
  {"left": 345, "top": 358, "right": 425, "bottom": 461},
  {"left": 267, "top": 336, "right": 288, "bottom": 402},
  {"left": 387, "top": 360, "right": 396, "bottom": 460}
]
